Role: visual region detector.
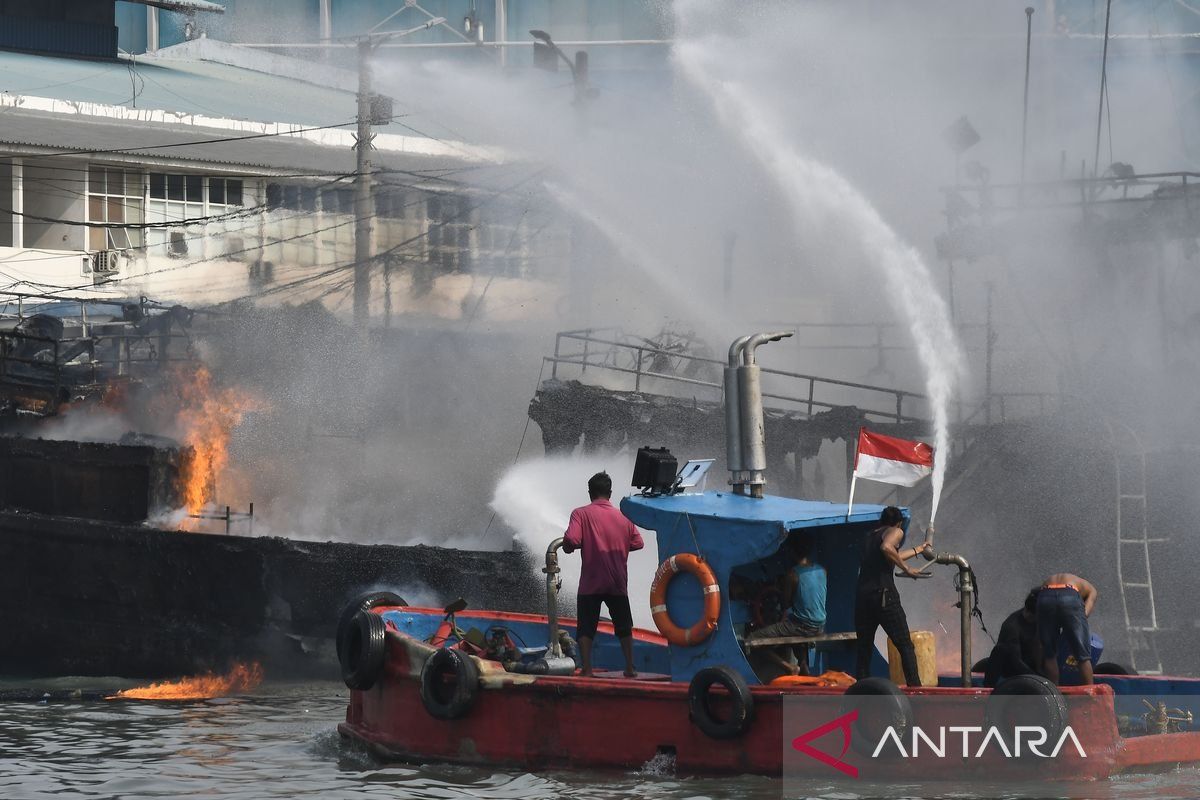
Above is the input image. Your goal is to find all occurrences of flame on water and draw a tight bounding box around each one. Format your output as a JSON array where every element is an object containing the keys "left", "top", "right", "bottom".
[
  {"left": 169, "top": 365, "right": 261, "bottom": 516},
  {"left": 111, "top": 662, "right": 264, "bottom": 701}
]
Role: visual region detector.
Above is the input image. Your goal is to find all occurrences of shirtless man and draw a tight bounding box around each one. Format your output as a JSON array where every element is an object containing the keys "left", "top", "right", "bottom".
[{"left": 1038, "top": 573, "right": 1098, "bottom": 685}]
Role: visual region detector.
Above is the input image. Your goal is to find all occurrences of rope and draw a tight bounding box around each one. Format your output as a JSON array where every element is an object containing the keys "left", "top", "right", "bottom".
[
  {"left": 683, "top": 512, "right": 704, "bottom": 560},
  {"left": 957, "top": 566, "right": 994, "bottom": 644}
]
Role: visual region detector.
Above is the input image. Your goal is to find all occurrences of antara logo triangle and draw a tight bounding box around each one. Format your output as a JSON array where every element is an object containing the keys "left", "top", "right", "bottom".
[{"left": 791, "top": 709, "right": 860, "bottom": 778}]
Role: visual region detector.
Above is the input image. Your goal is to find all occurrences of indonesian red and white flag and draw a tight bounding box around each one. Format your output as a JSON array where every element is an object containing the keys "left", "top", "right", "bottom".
[{"left": 852, "top": 427, "right": 934, "bottom": 487}]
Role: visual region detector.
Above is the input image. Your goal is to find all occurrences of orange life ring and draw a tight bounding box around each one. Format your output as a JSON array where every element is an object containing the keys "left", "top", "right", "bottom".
[{"left": 649, "top": 553, "right": 721, "bottom": 646}]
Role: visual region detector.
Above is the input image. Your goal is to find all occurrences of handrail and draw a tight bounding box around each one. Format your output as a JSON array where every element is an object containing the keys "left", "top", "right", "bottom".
[
  {"left": 544, "top": 328, "right": 1061, "bottom": 429},
  {"left": 553, "top": 330, "right": 930, "bottom": 401},
  {"left": 940, "top": 170, "right": 1200, "bottom": 193}
]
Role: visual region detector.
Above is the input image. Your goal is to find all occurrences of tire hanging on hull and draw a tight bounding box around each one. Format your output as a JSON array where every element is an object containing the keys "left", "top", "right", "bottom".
[
  {"left": 336, "top": 591, "right": 407, "bottom": 664},
  {"left": 688, "top": 665, "right": 754, "bottom": 739},
  {"left": 341, "top": 610, "right": 388, "bottom": 690},
  {"left": 420, "top": 648, "right": 480, "bottom": 720}
]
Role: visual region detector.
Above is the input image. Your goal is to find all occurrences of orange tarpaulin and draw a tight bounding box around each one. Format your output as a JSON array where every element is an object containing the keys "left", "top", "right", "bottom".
[{"left": 769, "top": 670, "right": 856, "bottom": 688}]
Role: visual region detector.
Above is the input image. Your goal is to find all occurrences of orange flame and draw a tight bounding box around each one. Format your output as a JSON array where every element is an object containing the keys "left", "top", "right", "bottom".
[
  {"left": 111, "top": 662, "right": 264, "bottom": 701},
  {"left": 170, "top": 365, "right": 261, "bottom": 515}
]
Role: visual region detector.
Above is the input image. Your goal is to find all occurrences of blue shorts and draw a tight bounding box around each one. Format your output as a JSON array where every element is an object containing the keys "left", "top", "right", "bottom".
[{"left": 1037, "top": 587, "right": 1090, "bottom": 662}]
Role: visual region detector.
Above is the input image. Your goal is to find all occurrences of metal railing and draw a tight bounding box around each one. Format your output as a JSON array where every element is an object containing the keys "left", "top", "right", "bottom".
[
  {"left": 941, "top": 171, "right": 1200, "bottom": 220},
  {"left": 0, "top": 330, "right": 195, "bottom": 381},
  {"left": 188, "top": 503, "right": 255, "bottom": 535},
  {"left": 544, "top": 328, "right": 1062, "bottom": 430},
  {"left": 545, "top": 329, "right": 932, "bottom": 424}
]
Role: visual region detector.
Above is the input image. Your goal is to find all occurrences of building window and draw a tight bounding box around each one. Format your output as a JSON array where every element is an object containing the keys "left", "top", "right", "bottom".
[
  {"left": 265, "top": 183, "right": 316, "bottom": 212},
  {"left": 210, "top": 178, "right": 243, "bottom": 207},
  {"left": 146, "top": 173, "right": 244, "bottom": 257},
  {"left": 87, "top": 166, "right": 143, "bottom": 251}
]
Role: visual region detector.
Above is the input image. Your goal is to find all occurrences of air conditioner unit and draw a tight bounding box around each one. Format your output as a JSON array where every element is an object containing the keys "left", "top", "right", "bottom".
[{"left": 91, "top": 250, "right": 123, "bottom": 274}]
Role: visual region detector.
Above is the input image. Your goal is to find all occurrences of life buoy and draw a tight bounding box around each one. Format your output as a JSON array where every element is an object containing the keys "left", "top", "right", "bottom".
[{"left": 649, "top": 553, "right": 720, "bottom": 646}]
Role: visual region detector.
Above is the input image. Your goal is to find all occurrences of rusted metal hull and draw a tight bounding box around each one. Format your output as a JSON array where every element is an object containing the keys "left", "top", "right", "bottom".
[{"left": 0, "top": 513, "right": 539, "bottom": 679}]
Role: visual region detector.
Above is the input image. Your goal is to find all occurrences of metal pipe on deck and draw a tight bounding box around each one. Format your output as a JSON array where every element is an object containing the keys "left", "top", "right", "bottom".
[
  {"left": 927, "top": 549, "right": 974, "bottom": 687},
  {"left": 544, "top": 537, "right": 565, "bottom": 658}
]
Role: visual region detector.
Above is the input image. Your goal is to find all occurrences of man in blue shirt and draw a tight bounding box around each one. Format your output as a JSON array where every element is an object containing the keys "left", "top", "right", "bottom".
[{"left": 747, "top": 537, "right": 827, "bottom": 677}]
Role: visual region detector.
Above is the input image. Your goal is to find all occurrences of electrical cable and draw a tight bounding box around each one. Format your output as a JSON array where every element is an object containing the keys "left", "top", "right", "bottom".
[
  {"left": 220, "top": 167, "right": 546, "bottom": 305},
  {"left": 26, "top": 118, "right": 363, "bottom": 159},
  {"left": 0, "top": 169, "right": 447, "bottom": 239}
]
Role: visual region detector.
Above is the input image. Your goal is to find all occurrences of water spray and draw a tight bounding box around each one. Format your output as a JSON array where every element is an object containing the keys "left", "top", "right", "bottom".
[{"left": 673, "top": 38, "right": 965, "bottom": 533}]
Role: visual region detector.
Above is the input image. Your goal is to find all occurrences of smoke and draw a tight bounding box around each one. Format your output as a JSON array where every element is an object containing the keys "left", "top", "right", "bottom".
[
  {"left": 66, "top": 1, "right": 1200, "bottom": 671},
  {"left": 490, "top": 453, "right": 658, "bottom": 627}
]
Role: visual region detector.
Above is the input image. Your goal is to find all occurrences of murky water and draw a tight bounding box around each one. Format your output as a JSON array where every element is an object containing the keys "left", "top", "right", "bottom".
[{"left": 0, "top": 681, "right": 1197, "bottom": 800}]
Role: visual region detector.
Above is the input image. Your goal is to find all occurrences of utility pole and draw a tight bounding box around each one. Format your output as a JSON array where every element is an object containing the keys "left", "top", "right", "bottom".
[
  {"left": 1020, "top": 6, "right": 1034, "bottom": 192},
  {"left": 1092, "top": 0, "right": 1113, "bottom": 178},
  {"left": 353, "top": 38, "right": 375, "bottom": 328},
  {"left": 351, "top": 17, "right": 443, "bottom": 328}
]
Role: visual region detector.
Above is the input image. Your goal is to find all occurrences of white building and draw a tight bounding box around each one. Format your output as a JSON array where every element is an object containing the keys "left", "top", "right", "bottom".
[{"left": 0, "top": 37, "right": 568, "bottom": 323}]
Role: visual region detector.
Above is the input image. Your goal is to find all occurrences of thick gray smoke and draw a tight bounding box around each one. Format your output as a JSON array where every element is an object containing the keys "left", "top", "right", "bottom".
[{"left": 108, "top": 2, "right": 1200, "bottom": 669}]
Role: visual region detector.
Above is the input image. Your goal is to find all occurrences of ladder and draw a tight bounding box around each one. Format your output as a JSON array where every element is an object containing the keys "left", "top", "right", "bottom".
[{"left": 1109, "top": 421, "right": 1164, "bottom": 675}]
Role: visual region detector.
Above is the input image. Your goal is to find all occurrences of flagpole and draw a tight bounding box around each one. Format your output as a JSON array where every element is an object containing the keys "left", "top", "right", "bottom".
[{"left": 847, "top": 427, "right": 864, "bottom": 520}]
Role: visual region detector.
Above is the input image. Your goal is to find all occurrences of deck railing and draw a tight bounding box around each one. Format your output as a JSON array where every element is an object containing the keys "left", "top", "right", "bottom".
[{"left": 544, "top": 328, "right": 1061, "bottom": 430}]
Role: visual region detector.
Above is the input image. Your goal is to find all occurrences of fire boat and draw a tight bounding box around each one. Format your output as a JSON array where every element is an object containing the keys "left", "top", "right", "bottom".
[{"left": 337, "top": 332, "right": 1200, "bottom": 780}]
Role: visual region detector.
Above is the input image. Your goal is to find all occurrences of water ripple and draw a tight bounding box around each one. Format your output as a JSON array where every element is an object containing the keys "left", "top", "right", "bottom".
[{"left": 0, "top": 683, "right": 1191, "bottom": 799}]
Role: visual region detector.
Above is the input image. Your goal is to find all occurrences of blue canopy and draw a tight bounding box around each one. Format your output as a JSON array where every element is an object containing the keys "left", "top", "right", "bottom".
[{"left": 622, "top": 491, "right": 894, "bottom": 532}]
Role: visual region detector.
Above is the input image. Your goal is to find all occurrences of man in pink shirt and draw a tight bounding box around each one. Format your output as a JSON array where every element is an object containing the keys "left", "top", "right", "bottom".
[{"left": 563, "top": 472, "right": 645, "bottom": 677}]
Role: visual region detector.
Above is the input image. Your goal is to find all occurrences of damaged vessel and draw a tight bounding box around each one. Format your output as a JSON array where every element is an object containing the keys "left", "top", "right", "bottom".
[{"left": 0, "top": 297, "right": 540, "bottom": 679}]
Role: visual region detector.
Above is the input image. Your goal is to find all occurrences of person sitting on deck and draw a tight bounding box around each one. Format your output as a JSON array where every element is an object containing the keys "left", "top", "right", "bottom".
[
  {"left": 983, "top": 588, "right": 1043, "bottom": 687},
  {"left": 562, "top": 471, "right": 645, "bottom": 677},
  {"left": 854, "top": 506, "right": 932, "bottom": 686},
  {"left": 1038, "top": 572, "right": 1098, "bottom": 686},
  {"left": 745, "top": 537, "right": 827, "bottom": 678}
]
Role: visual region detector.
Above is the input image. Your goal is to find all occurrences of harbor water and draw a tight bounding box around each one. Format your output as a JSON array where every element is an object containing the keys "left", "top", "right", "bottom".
[{"left": 2, "top": 681, "right": 1200, "bottom": 800}]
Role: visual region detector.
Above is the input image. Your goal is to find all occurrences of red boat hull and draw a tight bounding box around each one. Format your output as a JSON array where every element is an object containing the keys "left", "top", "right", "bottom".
[{"left": 339, "top": 615, "right": 1200, "bottom": 779}]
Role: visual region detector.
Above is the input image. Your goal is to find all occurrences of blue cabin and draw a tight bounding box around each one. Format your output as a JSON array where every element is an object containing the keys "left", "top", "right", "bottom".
[{"left": 621, "top": 490, "right": 907, "bottom": 685}]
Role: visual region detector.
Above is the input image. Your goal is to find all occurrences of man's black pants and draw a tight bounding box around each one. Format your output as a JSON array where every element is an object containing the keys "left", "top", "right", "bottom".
[
  {"left": 854, "top": 588, "right": 921, "bottom": 686},
  {"left": 983, "top": 642, "right": 1037, "bottom": 688}
]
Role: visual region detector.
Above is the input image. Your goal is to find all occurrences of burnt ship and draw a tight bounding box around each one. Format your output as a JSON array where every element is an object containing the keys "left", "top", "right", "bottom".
[{"left": 0, "top": 296, "right": 539, "bottom": 679}]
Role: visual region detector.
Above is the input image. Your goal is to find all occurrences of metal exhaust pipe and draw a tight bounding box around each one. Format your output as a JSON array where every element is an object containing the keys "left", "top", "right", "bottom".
[
  {"left": 739, "top": 331, "right": 792, "bottom": 498},
  {"left": 724, "top": 335, "right": 753, "bottom": 494},
  {"left": 726, "top": 331, "right": 793, "bottom": 498}
]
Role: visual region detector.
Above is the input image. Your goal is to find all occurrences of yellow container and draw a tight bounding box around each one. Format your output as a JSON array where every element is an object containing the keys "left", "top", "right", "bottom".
[{"left": 887, "top": 630, "right": 937, "bottom": 686}]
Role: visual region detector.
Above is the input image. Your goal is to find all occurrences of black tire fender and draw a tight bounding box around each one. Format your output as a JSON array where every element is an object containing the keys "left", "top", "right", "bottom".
[
  {"left": 336, "top": 591, "right": 407, "bottom": 663},
  {"left": 840, "top": 677, "right": 913, "bottom": 757},
  {"left": 420, "top": 648, "right": 480, "bottom": 720},
  {"left": 341, "top": 610, "right": 388, "bottom": 690},
  {"left": 971, "top": 658, "right": 990, "bottom": 674},
  {"left": 687, "top": 665, "right": 754, "bottom": 739},
  {"left": 985, "top": 674, "right": 1069, "bottom": 751}
]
